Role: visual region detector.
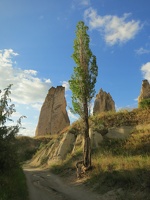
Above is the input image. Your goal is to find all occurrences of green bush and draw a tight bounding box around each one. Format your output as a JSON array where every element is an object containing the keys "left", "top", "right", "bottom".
[
  {"left": 139, "top": 98, "right": 150, "bottom": 109},
  {"left": 0, "top": 85, "right": 24, "bottom": 173},
  {"left": 0, "top": 85, "right": 28, "bottom": 200}
]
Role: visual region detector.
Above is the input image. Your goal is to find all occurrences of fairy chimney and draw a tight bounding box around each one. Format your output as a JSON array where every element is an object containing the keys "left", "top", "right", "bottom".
[
  {"left": 93, "top": 88, "right": 115, "bottom": 114},
  {"left": 35, "top": 86, "right": 70, "bottom": 136}
]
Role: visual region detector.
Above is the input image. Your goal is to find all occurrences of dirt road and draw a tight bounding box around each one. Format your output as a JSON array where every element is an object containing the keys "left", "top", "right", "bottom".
[{"left": 23, "top": 167, "right": 103, "bottom": 200}]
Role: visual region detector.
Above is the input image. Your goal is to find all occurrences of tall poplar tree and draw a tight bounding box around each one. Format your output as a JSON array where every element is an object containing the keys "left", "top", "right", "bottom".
[{"left": 69, "top": 21, "right": 98, "bottom": 168}]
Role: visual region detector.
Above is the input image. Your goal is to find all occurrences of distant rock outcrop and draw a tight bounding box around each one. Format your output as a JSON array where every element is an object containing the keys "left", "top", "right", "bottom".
[
  {"left": 93, "top": 88, "right": 115, "bottom": 114},
  {"left": 35, "top": 86, "right": 70, "bottom": 136},
  {"left": 138, "top": 79, "right": 150, "bottom": 104}
]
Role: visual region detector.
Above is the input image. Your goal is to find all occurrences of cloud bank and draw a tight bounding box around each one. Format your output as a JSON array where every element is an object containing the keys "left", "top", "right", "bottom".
[
  {"left": 0, "top": 49, "right": 51, "bottom": 107},
  {"left": 84, "top": 8, "right": 141, "bottom": 45}
]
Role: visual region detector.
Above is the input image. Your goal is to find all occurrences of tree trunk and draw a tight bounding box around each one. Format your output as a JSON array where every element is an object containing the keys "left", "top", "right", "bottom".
[
  {"left": 83, "top": 101, "right": 91, "bottom": 169},
  {"left": 83, "top": 136, "right": 91, "bottom": 168}
]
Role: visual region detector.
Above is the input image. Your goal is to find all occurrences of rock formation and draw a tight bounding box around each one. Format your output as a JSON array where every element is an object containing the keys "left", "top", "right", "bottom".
[
  {"left": 93, "top": 88, "right": 115, "bottom": 114},
  {"left": 89, "top": 128, "right": 103, "bottom": 149},
  {"left": 106, "top": 126, "right": 134, "bottom": 140},
  {"left": 35, "top": 86, "right": 70, "bottom": 136},
  {"left": 30, "top": 125, "right": 135, "bottom": 167},
  {"left": 138, "top": 79, "right": 150, "bottom": 104}
]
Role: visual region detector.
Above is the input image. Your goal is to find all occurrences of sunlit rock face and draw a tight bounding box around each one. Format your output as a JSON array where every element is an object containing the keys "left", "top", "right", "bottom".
[
  {"left": 138, "top": 79, "right": 150, "bottom": 104},
  {"left": 93, "top": 88, "right": 115, "bottom": 114},
  {"left": 35, "top": 86, "right": 70, "bottom": 136}
]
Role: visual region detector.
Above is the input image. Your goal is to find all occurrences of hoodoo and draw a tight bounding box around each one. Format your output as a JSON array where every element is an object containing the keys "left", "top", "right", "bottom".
[
  {"left": 93, "top": 88, "right": 115, "bottom": 114},
  {"left": 35, "top": 86, "right": 70, "bottom": 136}
]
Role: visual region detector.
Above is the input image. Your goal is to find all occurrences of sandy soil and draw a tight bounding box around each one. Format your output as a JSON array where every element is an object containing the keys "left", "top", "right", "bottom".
[{"left": 23, "top": 167, "right": 106, "bottom": 200}]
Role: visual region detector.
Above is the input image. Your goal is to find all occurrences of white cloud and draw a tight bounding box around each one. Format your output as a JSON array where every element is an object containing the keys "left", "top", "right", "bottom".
[
  {"left": 84, "top": 8, "right": 141, "bottom": 45},
  {"left": 18, "top": 125, "right": 35, "bottom": 137},
  {"left": 0, "top": 49, "right": 51, "bottom": 105},
  {"left": 135, "top": 47, "right": 150, "bottom": 55},
  {"left": 67, "top": 109, "right": 79, "bottom": 122},
  {"left": 24, "top": 70, "right": 37, "bottom": 75},
  {"left": 141, "top": 62, "right": 150, "bottom": 82},
  {"left": 61, "top": 81, "right": 70, "bottom": 91},
  {"left": 45, "top": 79, "right": 51, "bottom": 83},
  {"left": 72, "top": 0, "right": 90, "bottom": 9},
  {"left": 31, "top": 103, "right": 42, "bottom": 111},
  {"left": 0, "top": 49, "right": 53, "bottom": 137}
]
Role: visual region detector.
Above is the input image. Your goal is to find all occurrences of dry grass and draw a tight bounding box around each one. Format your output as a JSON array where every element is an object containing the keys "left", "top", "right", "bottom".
[{"left": 49, "top": 108, "right": 150, "bottom": 199}]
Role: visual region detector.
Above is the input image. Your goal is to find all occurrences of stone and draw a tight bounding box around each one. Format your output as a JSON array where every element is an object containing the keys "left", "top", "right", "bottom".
[
  {"left": 89, "top": 128, "right": 103, "bottom": 149},
  {"left": 35, "top": 86, "right": 70, "bottom": 136},
  {"left": 56, "top": 132, "right": 76, "bottom": 159},
  {"left": 138, "top": 79, "right": 150, "bottom": 104},
  {"left": 93, "top": 88, "right": 115, "bottom": 114},
  {"left": 106, "top": 126, "right": 134, "bottom": 140},
  {"left": 72, "top": 134, "right": 83, "bottom": 154},
  {"left": 30, "top": 132, "right": 76, "bottom": 166}
]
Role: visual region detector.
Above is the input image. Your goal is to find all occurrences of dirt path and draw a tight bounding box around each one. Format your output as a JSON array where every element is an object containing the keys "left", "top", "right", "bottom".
[{"left": 23, "top": 167, "right": 104, "bottom": 200}]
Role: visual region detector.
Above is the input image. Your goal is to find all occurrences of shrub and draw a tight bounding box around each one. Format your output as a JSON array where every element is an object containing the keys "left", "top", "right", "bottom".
[
  {"left": 139, "top": 98, "right": 150, "bottom": 109},
  {"left": 0, "top": 85, "right": 25, "bottom": 173}
]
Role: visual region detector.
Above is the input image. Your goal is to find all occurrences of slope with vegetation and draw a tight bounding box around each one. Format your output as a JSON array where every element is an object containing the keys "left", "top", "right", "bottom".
[{"left": 40, "top": 108, "right": 150, "bottom": 200}]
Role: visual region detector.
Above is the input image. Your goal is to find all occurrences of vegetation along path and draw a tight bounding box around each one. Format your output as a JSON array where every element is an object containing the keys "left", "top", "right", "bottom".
[{"left": 24, "top": 167, "right": 106, "bottom": 200}]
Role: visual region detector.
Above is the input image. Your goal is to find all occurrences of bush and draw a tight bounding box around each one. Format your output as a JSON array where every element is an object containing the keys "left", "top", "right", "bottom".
[
  {"left": 0, "top": 85, "right": 24, "bottom": 173},
  {"left": 139, "top": 98, "right": 150, "bottom": 109}
]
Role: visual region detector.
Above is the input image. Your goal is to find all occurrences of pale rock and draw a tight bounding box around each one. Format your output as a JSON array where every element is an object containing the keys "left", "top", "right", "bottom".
[
  {"left": 106, "top": 126, "right": 134, "bottom": 140},
  {"left": 35, "top": 86, "right": 70, "bottom": 136},
  {"left": 56, "top": 132, "right": 76, "bottom": 160},
  {"left": 72, "top": 134, "right": 83, "bottom": 154},
  {"left": 93, "top": 88, "right": 115, "bottom": 114},
  {"left": 89, "top": 128, "right": 103, "bottom": 149}
]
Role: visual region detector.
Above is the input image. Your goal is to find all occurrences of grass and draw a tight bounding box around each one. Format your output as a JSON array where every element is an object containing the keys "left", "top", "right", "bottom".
[
  {"left": 16, "top": 135, "right": 51, "bottom": 162},
  {"left": 49, "top": 109, "right": 150, "bottom": 199},
  {"left": 16, "top": 108, "right": 149, "bottom": 199},
  {"left": 49, "top": 132, "right": 150, "bottom": 199},
  {"left": 0, "top": 135, "right": 52, "bottom": 200},
  {"left": 0, "top": 167, "right": 29, "bottom": 200},
  {"left": 50, "top": 147, "right": 83, "bottom": 175}
]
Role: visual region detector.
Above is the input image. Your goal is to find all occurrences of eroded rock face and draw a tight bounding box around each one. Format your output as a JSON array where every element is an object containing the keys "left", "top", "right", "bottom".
[
  {"left": 106, "top": 126, "right": 134, "bottom": 140},
  {"left": 56, "top": 132, "right": 76, "bottom": 160},
  {"left": 93, "top": 88, "right": 115, "bottom": 114},
  {"left": 35, "top": 86, "right": 70, "bottom": 136},
  {"left": 89, "top": 128, "right": 103, "bottom": 149},
  {"left": 138, "top": 79, "right": 150, "bottom": 104}
]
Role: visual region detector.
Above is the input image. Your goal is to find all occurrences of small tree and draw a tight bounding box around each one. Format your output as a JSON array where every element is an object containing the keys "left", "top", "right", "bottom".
[
  {"left": 69, "top": 21, "right": 98, "bottom": 169},
  {"left": 0, "top": 85, "right": 24, "bottom": 173}
]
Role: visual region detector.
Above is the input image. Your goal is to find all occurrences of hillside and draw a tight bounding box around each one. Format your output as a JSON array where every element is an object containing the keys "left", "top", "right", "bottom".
[{"left": 22, "top": 108, "right": 150, "bottom": 200}]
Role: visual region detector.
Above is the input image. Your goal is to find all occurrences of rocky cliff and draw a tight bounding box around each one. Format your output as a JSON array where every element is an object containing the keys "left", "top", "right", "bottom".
[
  {"left": 138, "top": 79, "right": 150, "bottom": 104},
  {"left": 93, "top": 88, "right": 115, "bottom": 114},
  {"left": 35, "top": 86, "right": 70, "bottom": 136}
]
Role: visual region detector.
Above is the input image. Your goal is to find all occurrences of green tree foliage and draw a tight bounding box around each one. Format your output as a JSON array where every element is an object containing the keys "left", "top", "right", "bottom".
[
  {"left": 69, "top": 21, "right": 98, "bottom": 168},
  {"left": 139, "top": 98, "right": 150, "bottom": 109},
  {"left": 0, "top": 85, "right": 24, "bottom": 173}
]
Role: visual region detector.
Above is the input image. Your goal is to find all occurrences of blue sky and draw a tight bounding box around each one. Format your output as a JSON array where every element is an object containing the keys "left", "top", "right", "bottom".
[{"left": 0, "top": 0, "right": 150, "bottom": 136}]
